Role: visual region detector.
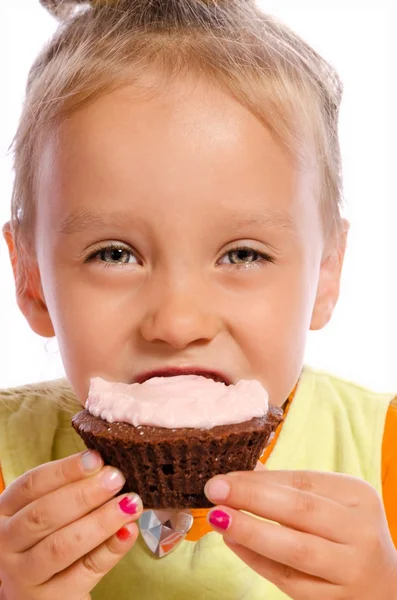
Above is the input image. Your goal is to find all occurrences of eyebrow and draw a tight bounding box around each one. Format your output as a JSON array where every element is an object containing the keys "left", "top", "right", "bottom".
[
  {"left": 58, "top": 209, "right": 136, "bottom": 236},
  {"left": 58, "top": 208, "right": 297, "bottom": 236},
  {"left": 225, "top": 211, "right": 297, "bottom": 232}
]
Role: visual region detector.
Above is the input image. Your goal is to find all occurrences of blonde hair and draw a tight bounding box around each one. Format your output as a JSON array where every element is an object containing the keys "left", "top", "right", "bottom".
[{"left": 11, "top": 0, "right": 343, "bottom": 291}]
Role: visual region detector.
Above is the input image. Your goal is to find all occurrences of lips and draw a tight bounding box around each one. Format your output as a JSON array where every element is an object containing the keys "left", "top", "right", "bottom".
[{"left": 133, "top": 367, "right": 232, "bottom": 386}]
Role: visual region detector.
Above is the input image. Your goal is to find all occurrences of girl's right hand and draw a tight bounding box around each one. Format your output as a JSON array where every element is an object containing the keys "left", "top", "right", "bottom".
[{"left": 0, "top": 451, "right": 143, "bottom": 600}]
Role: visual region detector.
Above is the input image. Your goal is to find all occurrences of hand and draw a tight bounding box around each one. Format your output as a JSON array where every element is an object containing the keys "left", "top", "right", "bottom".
[
  {"left": 204, "top": 469, "right": 397, "bottom": 600},
  {"left": 0, "top": 452, "right": 143, "bottom": 600}
]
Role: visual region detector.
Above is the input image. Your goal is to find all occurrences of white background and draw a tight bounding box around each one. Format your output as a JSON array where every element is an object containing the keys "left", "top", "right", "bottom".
[{"left": 0, "top": 1, "right": 396, "bottom": 391}]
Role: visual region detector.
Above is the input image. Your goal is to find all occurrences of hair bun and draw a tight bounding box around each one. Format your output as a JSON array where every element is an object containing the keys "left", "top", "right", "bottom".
[{"left": 39, "top": 0, "right": 92, "bottom": 20}]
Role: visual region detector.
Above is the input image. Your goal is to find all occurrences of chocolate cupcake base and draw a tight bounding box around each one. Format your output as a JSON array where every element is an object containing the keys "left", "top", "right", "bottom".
[{"left": 72, "top": 406, "right": 283, "bottom": 508}]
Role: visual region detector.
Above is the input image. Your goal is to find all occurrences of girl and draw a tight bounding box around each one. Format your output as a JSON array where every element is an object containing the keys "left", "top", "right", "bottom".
[{"left": 0, "top": 0, "right": 396, "bottom": 598}]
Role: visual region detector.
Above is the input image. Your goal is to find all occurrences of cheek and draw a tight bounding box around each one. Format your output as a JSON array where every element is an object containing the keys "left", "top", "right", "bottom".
[
  {"left": 39, "top": 267, "right": 141, "bottom": 401},
  {"left": 232, "top": 261, "right": 318, "bottom": 343},
  {"left": 227, "top": 261, "right": 320, "bottom": 403}
]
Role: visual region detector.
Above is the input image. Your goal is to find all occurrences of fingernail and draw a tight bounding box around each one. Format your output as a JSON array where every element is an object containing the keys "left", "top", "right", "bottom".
[
  {"left": 116, "top": 523, "right": 136, "bottom": 541},
  {"left": 204, "top": 478, "right": 231, "bottom": 501},
  {"left": 119, "top": 494, "right": 142, "bottom": 515},
  {"left": 99, "top": 467, "right": 125, "bottom": 491},
  {"left": 225, "top": 537, "right": 238, "bottom": 545},
  {"left": 81, "top": 450, "right": 103, "bottom": 473},
  {"left": 208, "top": 509, "right": 231, "bottom": 531}
]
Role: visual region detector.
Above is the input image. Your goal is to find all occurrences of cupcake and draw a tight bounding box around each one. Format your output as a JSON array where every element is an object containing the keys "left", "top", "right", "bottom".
[{"left": 72, "top": 375, "right": 283, "bottom": 508}]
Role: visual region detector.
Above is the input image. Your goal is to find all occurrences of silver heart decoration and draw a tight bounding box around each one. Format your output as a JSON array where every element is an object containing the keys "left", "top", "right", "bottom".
[{"left": 139, "top": 509, "right": 194, "bottom": 558}]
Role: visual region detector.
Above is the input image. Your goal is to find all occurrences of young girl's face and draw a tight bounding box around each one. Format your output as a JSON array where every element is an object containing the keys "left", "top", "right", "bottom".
[{"left": 12, "top": 76, "right": 345, "bottom": 406}]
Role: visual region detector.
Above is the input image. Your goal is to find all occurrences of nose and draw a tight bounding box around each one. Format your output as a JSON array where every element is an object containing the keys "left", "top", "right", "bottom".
[{"left": 139, "top": 284, "right": 222, "bottom": 350}]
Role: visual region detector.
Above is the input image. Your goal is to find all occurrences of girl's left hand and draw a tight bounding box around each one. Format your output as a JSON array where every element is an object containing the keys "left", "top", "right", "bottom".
[{"left": 204, "top": 470, "right": 397, "bottom": 600}]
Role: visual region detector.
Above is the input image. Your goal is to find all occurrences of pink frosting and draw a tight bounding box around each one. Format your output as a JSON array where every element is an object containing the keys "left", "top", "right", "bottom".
[{"left": 86, "top": 375, "right": 269, "bottom": 429}]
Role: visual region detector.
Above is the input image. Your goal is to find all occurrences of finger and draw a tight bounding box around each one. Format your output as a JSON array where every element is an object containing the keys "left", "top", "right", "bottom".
[
  {"left": 222, "top": 469, "right": 369, "bottom": 507},
  {"left": 44, "top": 522, "right": 139, "bottom": 597},
  {"left": 6, "top": 466, "right": 126, "bottom": 552},
  {"left": 207, "top": 506, "right": 349, "bottom": 584},
  {"left": 0, "top": 451, "right": 103, "bottom": 516},
  {"left": 224, "top": 540, "right": 341, "bottom": 600},
  {"left": 205, "top": 477, "right": 353, "bottom": 543},
  {"left": 24, "top": 493, "right": 143, "bottom": 585}
]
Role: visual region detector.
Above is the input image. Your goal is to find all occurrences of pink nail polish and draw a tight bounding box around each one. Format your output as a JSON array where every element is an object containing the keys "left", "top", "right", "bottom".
[
  {"left": 208, "top": 509, "right": 231, "bottom": 531},
  {"left": 119, "top": 494, "right": 142, "bottom": 515}
]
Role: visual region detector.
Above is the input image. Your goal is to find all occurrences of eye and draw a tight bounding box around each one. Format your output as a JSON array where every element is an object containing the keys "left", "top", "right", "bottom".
[
  {"left": 85, "top": 243, "right": 139, "bottom": 265},
  {"left": 219, "top": 246, "right": 274, "bottom": 266}
]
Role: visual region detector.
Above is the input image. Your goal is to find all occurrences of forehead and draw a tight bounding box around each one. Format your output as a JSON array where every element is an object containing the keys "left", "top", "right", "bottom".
[{"left": 37, "top": 77, "right": 319, "bottom": 234}]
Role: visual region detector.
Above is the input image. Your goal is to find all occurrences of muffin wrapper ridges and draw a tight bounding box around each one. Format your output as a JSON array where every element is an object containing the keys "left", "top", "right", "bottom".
[{"left": 72, "top": 407, "right": 282, "bottom": 509}]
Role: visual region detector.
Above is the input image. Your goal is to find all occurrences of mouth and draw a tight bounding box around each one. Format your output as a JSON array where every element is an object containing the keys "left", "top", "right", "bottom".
[{"left": 133, "top": 367, "right": 232, "bottom": 386}]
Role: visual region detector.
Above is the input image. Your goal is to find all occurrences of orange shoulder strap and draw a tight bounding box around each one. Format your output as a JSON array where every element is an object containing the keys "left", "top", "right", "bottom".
[
  {"left": 0, "top": 467, "right": 4, "bottom": 494},
  {"left": 381, "top": 398, "right": 397, "bottom": 547}
]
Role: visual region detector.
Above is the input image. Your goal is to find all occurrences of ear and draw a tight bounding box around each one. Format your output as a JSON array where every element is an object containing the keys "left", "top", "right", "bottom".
[
  {"left": 2, "top": 222, "right": 55, "bottom": 338},
  {"left": 310, "top": 219, "right": 349, "bottom": 331}
]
